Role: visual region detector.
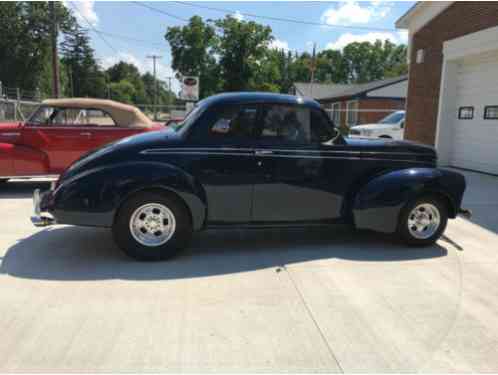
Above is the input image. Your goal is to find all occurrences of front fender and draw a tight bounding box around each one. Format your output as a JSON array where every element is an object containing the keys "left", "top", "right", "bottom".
[
  {"left": 352, "top": 168, "right": 466, "bottom": 233},
  {"left": 50, "top": 161, "right": 207, "bottom": 230}
]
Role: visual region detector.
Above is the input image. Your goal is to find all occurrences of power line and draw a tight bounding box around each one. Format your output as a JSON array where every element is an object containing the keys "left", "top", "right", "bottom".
[
  {"left": 172, "top": 1, "right": 398, "bottom": 32},
  {"left": 69, "top": 1, "right": 118, "bottom": 53},
  {"left": 132, "top": 2, "right": 189, "bottom": 22},
  {"left": 94, "top": 29, "right": 165, "bottom": 48}
]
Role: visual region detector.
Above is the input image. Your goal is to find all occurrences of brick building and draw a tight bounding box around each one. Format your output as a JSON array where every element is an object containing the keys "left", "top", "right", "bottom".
[
  {"left": 397, "top": 2, "right": 498, "bottom": 175},
  {"left": 291, "top": 75, "right": 407, "bottom": 130}
]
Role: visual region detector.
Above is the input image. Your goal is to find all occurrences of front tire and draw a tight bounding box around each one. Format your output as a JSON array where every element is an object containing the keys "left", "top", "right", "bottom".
[
  {"left": 396, "top": 195, "right": 448, "bottom": 246},
  {"left": 113, "top": 192, "right": 192, "bottom": 261}
]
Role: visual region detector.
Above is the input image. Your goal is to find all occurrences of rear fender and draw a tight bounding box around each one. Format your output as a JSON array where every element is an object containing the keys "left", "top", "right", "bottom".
[
  {"left": 51, "top": 161, "right": 207, "bottom": 230},
  {"left": 352, "top": 168, "right": 466, "bottom": 233}
]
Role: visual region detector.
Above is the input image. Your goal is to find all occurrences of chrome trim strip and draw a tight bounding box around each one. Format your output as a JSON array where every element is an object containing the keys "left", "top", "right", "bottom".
[
  {"left": 0, "top": 174, "right": 59, "bottom": 179},
  {"left": 1, "top": 132, "right": 21, "bottom": 136},
  {"left": 140, "top": 147, "right": 424, "bottom": 157},
  {"left": 139, "top": 150, "right": 424, "bottom": 163}
]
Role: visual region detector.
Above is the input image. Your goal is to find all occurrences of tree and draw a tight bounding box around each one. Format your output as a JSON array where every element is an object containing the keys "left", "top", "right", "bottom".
[
  {"left": 315, "top": 49, "right": 348, "bottom": 84},
  {"left": 165, "top": 16, "right": 220, "bottom": 98},
  {"left": 108, "top": 80, "right": 136, "bottom": 104},
  {"left": 60, "top": 23, "right": 106, "bottom": 98},
  {"left": 342, "top": 40, "right": 407, "bottom": 84},
  {"left": 213, "top": 16, "right": 273, "bottom": 92},
  {"left": 106, "top": 62, "right": 146, "bottom": 103},
  {"left": 0, "top": 1, "right": 75, "bottom": 94},
  {"left": 142, "top": 72, "right": 175, "bottom": 106}
]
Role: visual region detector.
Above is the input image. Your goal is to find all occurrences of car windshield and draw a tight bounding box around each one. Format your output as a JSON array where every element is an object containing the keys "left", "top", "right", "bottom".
[
  {"left": 379, "top": 111, "right": 404, "bottom": 124},
  {"left": 28, "top": 105, "right": 54, "bottom": 124}
]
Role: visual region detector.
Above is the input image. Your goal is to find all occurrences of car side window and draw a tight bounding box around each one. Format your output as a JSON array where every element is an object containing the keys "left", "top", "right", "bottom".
[
  {"left": 259, "top": 104, "right": 311, "bottom": 144},
  {"left": 28, "top": 106, "right": 116, "bottom": 127},
  {"left": 310, "top": 109, "right": 335, "bottom": 143},
  {"left": 52, "top": 108, "right": 116, "bottom": 127},
  {"left": 208, "top": 104, "right": 257, "bottom": 140}
]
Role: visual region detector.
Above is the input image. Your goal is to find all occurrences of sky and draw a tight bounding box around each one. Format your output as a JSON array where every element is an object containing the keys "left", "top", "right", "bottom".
[{"left": 67, "top": 1, "right": 415, "bottom": 92}]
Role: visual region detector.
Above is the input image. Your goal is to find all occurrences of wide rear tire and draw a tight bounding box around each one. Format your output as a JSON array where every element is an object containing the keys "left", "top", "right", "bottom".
[
  {"left": 113, "top": 192, "right": 192, "bottom": 261},
  {"left": 396, "top": 195, "right": 448, "bottom": 246}
]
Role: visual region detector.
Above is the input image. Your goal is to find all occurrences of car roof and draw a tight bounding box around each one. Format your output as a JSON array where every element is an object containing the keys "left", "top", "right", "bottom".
[
  {"left": 41, "top": 98, "right": 154, "bottom": 128},
  {"left": 197, "top": 92, "right": 322, "bottom": 109}
]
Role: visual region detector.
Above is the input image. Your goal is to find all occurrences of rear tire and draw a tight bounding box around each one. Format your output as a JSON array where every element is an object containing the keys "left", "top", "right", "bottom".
[
  {"left": 396, "top": 195, "right": 448, "bottom": 246},
  {"left": 113, "top": 192, "right": 192, "bottom": 261}
]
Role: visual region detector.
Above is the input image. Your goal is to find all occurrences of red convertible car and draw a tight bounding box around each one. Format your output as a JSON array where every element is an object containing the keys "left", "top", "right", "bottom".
[{"left": 0, "top": 98, "right": 163, "bottom": 183}]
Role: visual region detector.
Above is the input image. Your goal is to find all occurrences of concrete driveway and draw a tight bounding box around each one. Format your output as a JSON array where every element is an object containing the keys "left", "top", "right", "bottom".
[{"left": 0, "top": 169, "right": 497, "bottom": 372}]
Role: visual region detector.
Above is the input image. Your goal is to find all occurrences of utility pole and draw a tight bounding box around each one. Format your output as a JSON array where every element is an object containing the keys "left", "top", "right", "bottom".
[
  {"left": 49, "top": 1, "right": 60, "bottom": 98},
  {"left": 309, "top": 43, "right": 316, "bottom": 98},
  {"left": 166, "top": 76, "right": 172, "bottom": 105},
  {"left": 147, "top": 54, "right": 162, "bottom": 120}
]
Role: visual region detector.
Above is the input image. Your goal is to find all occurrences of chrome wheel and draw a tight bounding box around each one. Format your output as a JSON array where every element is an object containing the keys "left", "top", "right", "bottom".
[
  {"left": 129, "top": 203, "right": 176, "bottom": 247},
  {"left": 407, "top": 203, "right": 441, "bottom": 239}
]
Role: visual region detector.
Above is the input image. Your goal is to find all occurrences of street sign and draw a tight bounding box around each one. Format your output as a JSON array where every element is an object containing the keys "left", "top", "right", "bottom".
[{"left": 179, "top": 76, "right": 199, "bottom": 101}]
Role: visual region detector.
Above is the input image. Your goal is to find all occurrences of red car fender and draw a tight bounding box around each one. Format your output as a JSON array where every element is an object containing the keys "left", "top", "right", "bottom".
[
  {"left": 0, "top": 143, "right": 15, "bottom": 176},
  {"left": 0, "top": 143, "right": 50, "bottom": 176}
]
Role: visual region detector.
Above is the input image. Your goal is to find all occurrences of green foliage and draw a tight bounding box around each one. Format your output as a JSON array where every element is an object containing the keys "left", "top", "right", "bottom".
[
  {"left": 60, "top": 23, "right": 107, "bottom": 98},
  {"left": 141, "top": 72, "right": 175, "bottom": 106},
  {"left": 1, "top": 3, "right": 408, "bottom": 105},
  {"left": 165, "top": 15, "right": 408, "bottom": 98},
  {"left": 213, "top": 16, "right": 273, "bottom": 92},
  {"left": 0, "top": 1, "right": 75, "bottom": 93},
  {"left": 106, "top": 62, "right": 146, "bottom": 103},
  {"left": 108, "top": 80, "right": 136, "bottom": 104},
  {"left": 165, "top": 16, "right": 220, "bottom": 98}
]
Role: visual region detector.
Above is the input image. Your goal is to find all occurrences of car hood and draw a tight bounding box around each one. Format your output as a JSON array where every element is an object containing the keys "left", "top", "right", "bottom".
[
  {"left": 344, "top": 136, "right": 436, "bottom": 156},
  {"left": 352, "top": 124, "right": 396, "bottom": 131}
]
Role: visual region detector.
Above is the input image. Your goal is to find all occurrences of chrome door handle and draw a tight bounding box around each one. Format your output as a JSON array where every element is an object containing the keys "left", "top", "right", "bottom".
[
  {"left": 2, "top": 132, "right": 20, "bottom": 136},
  {"left": 80, "top": 132, "right": 92, "bottom": 137},
  {"left": 255, "top": 149, "right": 273, "bottom": 156}
]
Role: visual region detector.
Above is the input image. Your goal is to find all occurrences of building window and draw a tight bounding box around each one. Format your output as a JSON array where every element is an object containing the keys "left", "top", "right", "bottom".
[
  {"left": 330, "top": 102, "right": 341, "bottom": 125},
  {"left": 484, "top": 106, "right": 498, "bottom": 120},
  {"left": 458, "top": 106, "right": 474, "bottom": 120},
  {"left": 416, "top": 49, "right": 425, "bottom": 64},
  {"left": 346, "top": 100, "right": 358, "bottom": 126}
]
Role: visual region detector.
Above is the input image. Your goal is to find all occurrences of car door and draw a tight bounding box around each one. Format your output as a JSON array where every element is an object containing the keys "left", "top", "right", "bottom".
[
  {"left": 22, "top": 106, "right": 96, "bottom": 174},
  {"left": 186, "top": 103, "right": 258, "bottom": 224},
  {"left": 251, "top": 104, "right": 344, "bottom": 223}
]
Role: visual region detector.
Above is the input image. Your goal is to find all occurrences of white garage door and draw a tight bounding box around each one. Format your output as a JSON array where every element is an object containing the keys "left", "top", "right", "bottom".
[{"left": 451, "top": 50, "right": 498, "bottom": 175}]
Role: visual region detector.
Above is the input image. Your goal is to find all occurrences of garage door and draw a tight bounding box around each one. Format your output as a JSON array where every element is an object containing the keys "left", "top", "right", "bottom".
[{"left": 451, "top": 50, "right": 498, "bottom": 175}]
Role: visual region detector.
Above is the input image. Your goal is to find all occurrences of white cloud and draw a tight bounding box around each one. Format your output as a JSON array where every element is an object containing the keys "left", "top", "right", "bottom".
[
  {"left": 101, "top": 52, "right": 181, "bottom": 94},
  {"left": 321, "top": 1, "right": 393, "bottom": 26},
  {"left": 397, "top": 30, "right": 408, "bottom": 44},
  {"left": 326, "top": 31, "right": 403, "bottom": 50},
  {"left": 269, "top": 39, "right": 290, "bottom": 52},
  {"left": 67, "top": 0, "right": 99, "bottom": 27},
  {"left": 233, "top": 10, "right": 244, "bottom": 21}
]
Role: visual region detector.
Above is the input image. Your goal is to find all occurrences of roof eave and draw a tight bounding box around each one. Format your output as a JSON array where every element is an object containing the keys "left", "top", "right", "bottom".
[{"left": 395, "top": 3, "right": 420, "bottom": 29}]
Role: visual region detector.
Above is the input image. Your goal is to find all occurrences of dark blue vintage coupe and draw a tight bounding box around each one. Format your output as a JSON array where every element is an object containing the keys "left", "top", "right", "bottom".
[{"left": 32, "top": 93, "right": 470, "bottom": 261}]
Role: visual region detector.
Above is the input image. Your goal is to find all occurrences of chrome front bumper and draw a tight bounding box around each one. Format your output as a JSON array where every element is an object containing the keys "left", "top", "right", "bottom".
[{"left": 31, "top": 189, "right": 56, "bottom": 227}]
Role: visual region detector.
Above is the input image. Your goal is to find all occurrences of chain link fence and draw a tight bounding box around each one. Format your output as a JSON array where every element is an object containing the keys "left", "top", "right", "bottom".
[
  {"left": 0, "top": 81, "right": 42, "bottom": 121},
  {"left": 0, "top": 81, "right": 188, "bottom": 123}
]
